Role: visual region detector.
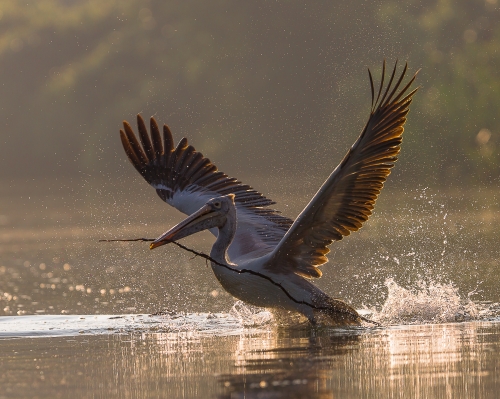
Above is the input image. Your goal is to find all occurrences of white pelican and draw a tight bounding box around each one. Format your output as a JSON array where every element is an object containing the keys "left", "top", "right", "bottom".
[{"left": 119, "top": 61, "right": 418, "bottom": 325}]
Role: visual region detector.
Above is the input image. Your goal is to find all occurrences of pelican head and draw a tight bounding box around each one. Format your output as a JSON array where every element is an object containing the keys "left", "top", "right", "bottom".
[{"left": 149, "top": 194, "right": 235, "bottom": 250}]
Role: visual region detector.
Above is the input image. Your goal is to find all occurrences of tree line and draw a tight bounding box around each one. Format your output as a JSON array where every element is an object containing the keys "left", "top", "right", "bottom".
[{"left": 0, "top": 0, "right": 498, "bottom": 186}]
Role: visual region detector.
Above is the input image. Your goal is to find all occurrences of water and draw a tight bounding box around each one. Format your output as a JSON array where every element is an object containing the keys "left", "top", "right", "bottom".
[
  {"left": 1, "top": 317, "right": 500, "bottom": 398},
  {"left": 1, "top": 178, "right": 499, "bottom": 398}
]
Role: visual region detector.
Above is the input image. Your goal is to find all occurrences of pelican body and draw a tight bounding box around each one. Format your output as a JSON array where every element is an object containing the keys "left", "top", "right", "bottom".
[{"left": 119, "top": 61, "right": 418, "bottom": 325}]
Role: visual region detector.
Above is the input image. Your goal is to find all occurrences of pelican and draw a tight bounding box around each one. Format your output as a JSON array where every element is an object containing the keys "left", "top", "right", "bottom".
[{"left": 119, "top": 61, "right": 418, "bottom": 325}]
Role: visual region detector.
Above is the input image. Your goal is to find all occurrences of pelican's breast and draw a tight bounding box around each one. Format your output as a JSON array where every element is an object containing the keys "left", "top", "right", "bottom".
[{"left": 210, "top": 260, "right": 315, "bottom": 312}]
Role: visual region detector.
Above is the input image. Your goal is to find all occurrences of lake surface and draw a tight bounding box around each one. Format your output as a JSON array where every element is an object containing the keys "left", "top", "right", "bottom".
[
  {"left": 1, "top": 178, "right": 499, "bottom": 398},
  {"left": 1, "top": 316, "right": 500, "bottom": 399}
]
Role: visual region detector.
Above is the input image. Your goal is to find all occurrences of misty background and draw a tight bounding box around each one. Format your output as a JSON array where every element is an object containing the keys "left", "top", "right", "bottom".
[{"left": 0, "top": 0, "right": 498, "bottom": 186}]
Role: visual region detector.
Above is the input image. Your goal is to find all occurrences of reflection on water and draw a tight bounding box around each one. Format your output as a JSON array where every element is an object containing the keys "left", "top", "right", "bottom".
[{"left": 1, "top": 319, "right": 499, "bottom": 398}]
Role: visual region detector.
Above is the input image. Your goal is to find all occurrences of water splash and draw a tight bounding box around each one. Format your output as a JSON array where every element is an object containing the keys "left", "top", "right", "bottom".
[
  {"left": 369, "top": 278, "right": 480, "bottom": 325},
  {"left": 229, "top": 301, "right": 274, "bottom": 327}
]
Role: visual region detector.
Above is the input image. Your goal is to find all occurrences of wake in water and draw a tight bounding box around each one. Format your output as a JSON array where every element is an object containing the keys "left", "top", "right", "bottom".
[
  {"left": 0, "top": 310, "right": 275, "bottom": 339},
  {"left": 366, "top": 278, "right": 499, "bottom": 325},
  {"left": 2, "top": 294, "right": 498, "bottom": 339}
]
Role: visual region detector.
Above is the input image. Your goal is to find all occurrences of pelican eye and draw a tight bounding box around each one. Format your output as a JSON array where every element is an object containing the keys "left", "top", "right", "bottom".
[{"left": 212, "top": 201, "right": 222, "bottom": 209}]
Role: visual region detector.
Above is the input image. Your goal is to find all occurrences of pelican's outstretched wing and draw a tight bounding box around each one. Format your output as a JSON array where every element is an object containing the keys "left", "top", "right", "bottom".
[
  {"left": 120, "top": 115, "right": 292, "bottom": 260},
  {"left": 267, "top": 61, "right": 418, "bottom": 278}
]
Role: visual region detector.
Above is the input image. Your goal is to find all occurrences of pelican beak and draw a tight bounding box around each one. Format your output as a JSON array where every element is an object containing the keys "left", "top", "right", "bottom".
[{"left": 150, "top": 204, "right": 219, "bottom": 250}]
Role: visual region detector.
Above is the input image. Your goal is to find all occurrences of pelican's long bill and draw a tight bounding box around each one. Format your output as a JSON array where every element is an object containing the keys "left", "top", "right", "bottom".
[{"left": 150, "top": 204, "right": 221, "bottom": 250}]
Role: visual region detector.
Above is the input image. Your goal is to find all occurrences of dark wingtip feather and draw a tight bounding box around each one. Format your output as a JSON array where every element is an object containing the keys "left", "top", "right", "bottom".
[
  {"left": 150, "top": 117, "right": 163, "bottom": 158},
  {"left": 122, "top": 120, "right": 148, "bottom": 165},
  {"left": 378, "top": 60, "right": 398, "bottom": 108},
  {"left": 389, "top": 66, "right": 418, "bottom": 105},
  {"left": 177, "top": 137, "right": 189, "bottom": 150},
  {"left": 163, "top": 124, "right": 174, "bottom": 153},
  {"left": 374, "top": 59, "right": 386, "bottom": 107},
  {"left": 136, "top": 114, "right": 154, "bottom": 162},
  {"left": 368, "top": 68, "right": 375, "bottom": 110},
  {"left": 381, "top": 62, "right": 408, "bottom": 108},
  {"left": 120, "top": 129, "right": 140, "bottom": 169}
]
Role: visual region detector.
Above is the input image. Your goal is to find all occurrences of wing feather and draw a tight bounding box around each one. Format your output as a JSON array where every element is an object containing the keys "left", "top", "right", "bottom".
[
  {"left": 120, "top": 130, "right": 142, "bottom": 172},
  {"left": 137, "top": 114, "right": 155, "bottom": 162},
  {"left": 266, "top": 61, "right": 419, "bottom": 278},
  {"left": 122, "top": 121, "right": 148, "bottom": 167},
  {"left": 120, "top": 115, "right": 293, "bottom": 260},
  {"left": 162, "top": 124, "right": 174, "bottom": 167},
  {"left": 149, "top": 117, "right": 163, "bottom": 158}
]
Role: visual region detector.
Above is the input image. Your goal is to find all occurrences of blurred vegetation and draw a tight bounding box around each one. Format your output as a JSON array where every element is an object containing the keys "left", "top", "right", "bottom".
[{"left": 0, "top": 0, "right": 498, "bottom": 186}]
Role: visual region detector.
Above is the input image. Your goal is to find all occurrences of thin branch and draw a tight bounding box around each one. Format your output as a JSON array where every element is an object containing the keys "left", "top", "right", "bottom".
[{"left": 99, "top": 238, "right": 154, "bottom": 242}]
